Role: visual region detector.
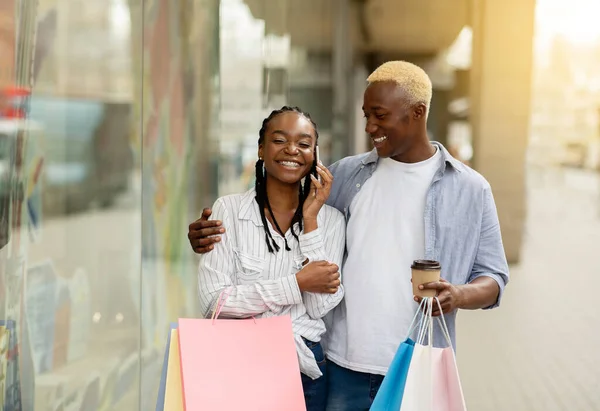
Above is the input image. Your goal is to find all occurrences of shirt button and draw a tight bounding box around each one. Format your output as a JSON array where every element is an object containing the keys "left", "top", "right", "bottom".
[
  {"left": 356, "top": 183, "right": 361, "bottom": 189},
  {"left": 360, "top": 165, "right": 365, "bottom": 169}
]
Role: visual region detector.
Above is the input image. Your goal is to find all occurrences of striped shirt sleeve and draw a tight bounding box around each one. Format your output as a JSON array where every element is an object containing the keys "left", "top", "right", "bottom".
[
  {"left": 197, "top": 198, "right": 303, "bottom": 319},
  {"left": 298, "top": 208, "right": 346, "bottom": 320}
]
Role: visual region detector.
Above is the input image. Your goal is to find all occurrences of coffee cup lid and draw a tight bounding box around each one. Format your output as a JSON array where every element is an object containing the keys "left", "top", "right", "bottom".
[{"left": 411, "top": 259, "right": 441, "bottom": 270}]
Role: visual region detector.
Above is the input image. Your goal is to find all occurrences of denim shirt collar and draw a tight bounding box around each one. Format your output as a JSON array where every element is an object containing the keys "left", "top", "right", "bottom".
[{"left": 360, "top": 141, "right": 463, "bottom": 175}]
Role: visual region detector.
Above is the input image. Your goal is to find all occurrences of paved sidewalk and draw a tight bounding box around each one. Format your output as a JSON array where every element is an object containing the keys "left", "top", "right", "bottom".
[{"left": 458, "top": 166, "right": 600, "bottom": 411}]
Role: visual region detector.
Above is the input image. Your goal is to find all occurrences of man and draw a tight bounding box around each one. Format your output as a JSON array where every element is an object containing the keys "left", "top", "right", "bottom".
[{"left": 187, "top": 61, "right": 509, "bottom": 410}]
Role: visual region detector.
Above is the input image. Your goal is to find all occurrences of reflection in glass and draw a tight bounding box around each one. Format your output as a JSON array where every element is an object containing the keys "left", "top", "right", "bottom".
[{"left": 1, "top": 0, "right": 142, "bottom": 409}]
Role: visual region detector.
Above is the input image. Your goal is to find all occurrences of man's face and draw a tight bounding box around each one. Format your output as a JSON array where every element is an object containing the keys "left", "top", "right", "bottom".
[{"left": 362, "top": 81, "right": 423, "bottom": 159}]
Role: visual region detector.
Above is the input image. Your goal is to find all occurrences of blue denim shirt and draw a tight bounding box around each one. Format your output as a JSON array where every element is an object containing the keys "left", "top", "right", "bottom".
[{"left": 325, "top": 142, "right": 509, "bottom": 348}]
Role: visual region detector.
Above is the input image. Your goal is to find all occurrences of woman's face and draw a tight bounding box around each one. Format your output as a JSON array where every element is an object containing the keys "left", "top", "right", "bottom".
[{"left": 259, "top": 112, "right": 316, "bottom": 185}]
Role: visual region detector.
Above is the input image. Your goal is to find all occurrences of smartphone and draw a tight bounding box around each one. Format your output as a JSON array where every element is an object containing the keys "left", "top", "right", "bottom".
[{"left": 315, "top": 145, "right": 322, "bottom": 184}]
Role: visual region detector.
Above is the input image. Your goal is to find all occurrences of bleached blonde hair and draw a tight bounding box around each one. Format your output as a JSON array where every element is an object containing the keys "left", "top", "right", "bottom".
[{"left": 366, "top": 61, "right": 433, "bottom": 110}]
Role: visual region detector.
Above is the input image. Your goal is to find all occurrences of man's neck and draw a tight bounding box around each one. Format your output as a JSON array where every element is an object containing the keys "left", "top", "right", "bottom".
[{"left": 391, "top": 136, "right": 436, "bottom": 164}]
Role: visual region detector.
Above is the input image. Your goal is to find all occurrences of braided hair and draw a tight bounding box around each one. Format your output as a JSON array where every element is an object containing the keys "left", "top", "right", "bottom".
[{"left": 255, "top": 106, "right": 319, "bottom": 253}]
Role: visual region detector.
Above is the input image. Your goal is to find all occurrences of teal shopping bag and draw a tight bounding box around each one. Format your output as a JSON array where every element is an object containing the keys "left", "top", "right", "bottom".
[
  {"left": 371, "top": 299, "right": 428, "bottom": 410},
  {"left": 370, "top": 338, "right": 415, "bottom": 410}
]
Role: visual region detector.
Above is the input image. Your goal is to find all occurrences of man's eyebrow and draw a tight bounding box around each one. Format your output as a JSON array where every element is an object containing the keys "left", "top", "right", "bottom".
[{"left": 362, "top": 105, "right": 385, "bottom": 112}]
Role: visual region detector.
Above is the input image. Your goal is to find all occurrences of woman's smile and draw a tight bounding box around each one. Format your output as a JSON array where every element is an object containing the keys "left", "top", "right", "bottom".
[{"left": 276, "top": 160, "right": 303, "bottom": 170}]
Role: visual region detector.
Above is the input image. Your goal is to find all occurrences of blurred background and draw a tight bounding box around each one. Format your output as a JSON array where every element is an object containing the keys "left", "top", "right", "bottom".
[{"left": 0, "top": 0, "right": 599, "bottom": 409}]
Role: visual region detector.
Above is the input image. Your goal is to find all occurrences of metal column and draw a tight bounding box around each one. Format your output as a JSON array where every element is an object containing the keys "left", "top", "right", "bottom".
[{"left": 331, "top": 0, "right": 352, "bottom": 160}]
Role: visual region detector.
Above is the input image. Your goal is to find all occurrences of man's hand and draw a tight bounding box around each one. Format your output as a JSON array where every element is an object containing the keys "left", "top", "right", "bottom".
[
  {"left": 296, "top": 261, "right": 341, "bottom": 294},
  {"left": 188, "top": 208, "right": 226, "bottom": 254},
  {"left": 414, "top": 278, "right": 464, "bottom": 316}
]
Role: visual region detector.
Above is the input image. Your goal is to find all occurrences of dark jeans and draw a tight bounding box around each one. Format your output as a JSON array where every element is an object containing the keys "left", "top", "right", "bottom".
[
  {"left": 326, "top": 360, "right": 384, "bottom": 411},
  {"left": 301, "top": 339, "right": 328, "bottom": 411}
]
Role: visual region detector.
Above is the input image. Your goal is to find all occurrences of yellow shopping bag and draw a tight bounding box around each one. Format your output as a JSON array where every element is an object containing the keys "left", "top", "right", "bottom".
[{"left": 164, "top": 329, "right": 183, "bottom": 410}]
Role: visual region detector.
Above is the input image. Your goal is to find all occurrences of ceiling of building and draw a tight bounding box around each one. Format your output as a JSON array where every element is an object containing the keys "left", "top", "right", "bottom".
[{"left": 243, "top": 0, "right": 469, "bottom": 55}]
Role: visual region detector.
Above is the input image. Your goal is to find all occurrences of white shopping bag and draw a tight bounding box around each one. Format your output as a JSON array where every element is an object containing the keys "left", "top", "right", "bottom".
[{"left": 399, "top": 298, "right": 467, "bottom": 411}]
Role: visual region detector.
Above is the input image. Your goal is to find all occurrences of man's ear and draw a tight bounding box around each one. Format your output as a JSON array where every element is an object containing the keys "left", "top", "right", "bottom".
[{"left": 413, "top": 104, "right": 427, "bottom": 120}]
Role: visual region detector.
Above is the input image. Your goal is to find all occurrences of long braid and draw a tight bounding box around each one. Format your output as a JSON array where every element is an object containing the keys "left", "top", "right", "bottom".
[
  {"left": 255, "top": 159, "right": 279, "bottom": 252},
  {"left": 265, "top": 187, "right": 291, "bottom": 251},
  {"left": 256, "top": 106, "right": 320, "bottom": 252}
]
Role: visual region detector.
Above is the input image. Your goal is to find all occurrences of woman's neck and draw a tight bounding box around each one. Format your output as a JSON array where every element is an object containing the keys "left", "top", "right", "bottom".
[{"left": 265, "top": 175, "right": 300, "bottom": 212}]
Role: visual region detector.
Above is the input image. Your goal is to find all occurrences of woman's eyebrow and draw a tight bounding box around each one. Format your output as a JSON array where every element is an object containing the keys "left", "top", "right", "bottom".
[{"left": 271, "top": 130, "right": 314, "bottom": 139}]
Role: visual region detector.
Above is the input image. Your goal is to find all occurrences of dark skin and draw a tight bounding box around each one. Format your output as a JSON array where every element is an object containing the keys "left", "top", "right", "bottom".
[
  {"left": 192, "top": 111, "right": 340, "bottom": 294},
  {"left": 187, "top": 112, "right": 331, "bottom": 251},
  {"left": 189, "top": 82, "right": 499, "bottom": 314},
  {"left": 258, "top": 112, "right": 339, "bottom": 293},
  {"left": 413, "top": 278, "right": 500, "bottom": 316},
  {"left": 259, "top": 113, "right": 312, "bottom": 233},
  {"left": 259, "top": 113, "right": 333, "bottom": 236},
  {"left": 362, "top": 80, "right": 436, "bottom": 163},
  {"left": 364, "top": 81, "right": 499, "bottom": 314}
]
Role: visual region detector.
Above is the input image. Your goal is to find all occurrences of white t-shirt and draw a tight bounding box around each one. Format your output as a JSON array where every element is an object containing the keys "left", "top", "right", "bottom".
[{"left": 325, "top": 148, "right": 442, "bottom": 374}]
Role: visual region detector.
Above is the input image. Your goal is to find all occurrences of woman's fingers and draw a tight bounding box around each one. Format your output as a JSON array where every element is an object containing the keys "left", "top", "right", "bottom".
[
  {"left": 310, "top": 174, "right": 323, "bottom": 190},
  {"left": 316, "top": 164, "right": 332, "bottom": 185}
]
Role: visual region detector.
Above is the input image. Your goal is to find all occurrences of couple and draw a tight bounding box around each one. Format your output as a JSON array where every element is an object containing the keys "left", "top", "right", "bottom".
[{"left": 189, "top": 61, "right": 510, "bottom": 411}]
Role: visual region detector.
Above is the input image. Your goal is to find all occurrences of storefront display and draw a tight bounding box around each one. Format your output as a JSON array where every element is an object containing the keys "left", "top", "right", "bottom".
[{"left": 1, "top": 0, "right": 220, "bottom": 409}]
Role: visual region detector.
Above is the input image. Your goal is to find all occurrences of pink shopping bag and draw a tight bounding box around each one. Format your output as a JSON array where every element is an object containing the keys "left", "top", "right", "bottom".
[
  {"left": 177, "top": 293, "right": 306, "bottom": 410},
  {"left": 432, "top": 345, "right": 466, "bottom": 411}
]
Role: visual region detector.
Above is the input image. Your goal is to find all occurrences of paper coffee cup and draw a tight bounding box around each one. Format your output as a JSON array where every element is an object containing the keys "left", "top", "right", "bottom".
[{"left": 411, "top": 260, "right": 441, "bottom": 297}]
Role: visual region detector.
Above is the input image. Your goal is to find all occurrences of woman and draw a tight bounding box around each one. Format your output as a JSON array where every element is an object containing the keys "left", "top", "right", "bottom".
[{"left": 197, "top": 106, "right": 346, "bottom": 410}]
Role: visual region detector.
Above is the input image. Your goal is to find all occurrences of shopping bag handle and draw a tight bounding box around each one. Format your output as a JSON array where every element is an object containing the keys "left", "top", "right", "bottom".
[
  {"left": 416, "top": 297, "right": 454, "bottom": 348},
  {"left": 211, "top": 289, "right": 231, "bottom": 322},
  {"left": 417, "top": 298, "right": 434, "bottom": 346},
  {"left": 406, "top": 297, "right": 428, "bottom": 338},
  {"left": 432, "top": 297, "right": 453, "bottom": 348},
  {"left": 210, "top": 288, "right": 257, "bottom": 324}
]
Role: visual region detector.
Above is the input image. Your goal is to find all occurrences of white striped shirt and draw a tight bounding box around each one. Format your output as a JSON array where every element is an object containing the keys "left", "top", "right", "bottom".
[{"left": 197, "top": 188, "right": 346, "bottom": 379}]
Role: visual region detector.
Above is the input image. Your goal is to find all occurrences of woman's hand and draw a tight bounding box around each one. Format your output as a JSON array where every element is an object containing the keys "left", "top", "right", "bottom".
[{"left": 302, "top": 163, "right": 333, "bottom": 223}]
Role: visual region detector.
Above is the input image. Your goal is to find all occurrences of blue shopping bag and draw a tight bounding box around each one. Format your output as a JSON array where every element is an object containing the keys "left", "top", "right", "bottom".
[
  {"left": 155, "top": 322, "right": 178, "bottom": 411},
  {"left": 370, "top": 338, "right": 415, "bottom": 410},
  {"left": 371, "top": 299, "right": 428, "bottom": 411}
]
